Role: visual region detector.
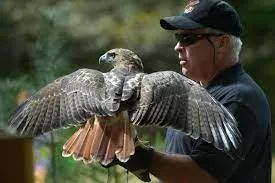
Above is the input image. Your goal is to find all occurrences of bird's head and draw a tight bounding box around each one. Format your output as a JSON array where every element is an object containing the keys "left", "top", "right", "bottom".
[{"left": 99, "top": 48, "right": 143, "bottom": 71}]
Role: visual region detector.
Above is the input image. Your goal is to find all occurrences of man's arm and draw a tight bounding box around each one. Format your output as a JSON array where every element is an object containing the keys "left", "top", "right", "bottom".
[
  {"left": 149, "top": 101, "right": 256, "bottom": 183},
  {"left": 150, "top": 151, "right": 217, "bottom": 183},
  {"left": 109, "top": 101, "right": 254, "bottom": 182}
]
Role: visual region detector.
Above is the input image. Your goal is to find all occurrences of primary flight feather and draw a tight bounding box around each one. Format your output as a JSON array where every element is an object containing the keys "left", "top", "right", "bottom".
[{"left": 9, "top": 48, "right": 243, "bottom": 166}]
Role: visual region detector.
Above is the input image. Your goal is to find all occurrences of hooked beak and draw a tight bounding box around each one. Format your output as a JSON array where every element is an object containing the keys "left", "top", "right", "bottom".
[{"left": 99, "top": 53, "right": 113, "bottom": 64}]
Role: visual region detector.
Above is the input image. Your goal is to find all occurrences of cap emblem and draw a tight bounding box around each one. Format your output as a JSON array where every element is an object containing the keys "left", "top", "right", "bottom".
[{"left": 184, "top": 0, "right": 200, "bottom": 13}]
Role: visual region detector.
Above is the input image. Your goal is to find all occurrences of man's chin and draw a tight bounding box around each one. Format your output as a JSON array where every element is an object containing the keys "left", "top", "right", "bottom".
[
  {"left": 182, "top": 70, "right": 197, "bottom": 82},
  {"left": 181, "top": 68, "right": 187, "bottom": 76}
]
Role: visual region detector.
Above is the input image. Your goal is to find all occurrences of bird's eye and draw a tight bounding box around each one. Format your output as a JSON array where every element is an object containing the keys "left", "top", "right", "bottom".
[{"left": 108, "top": 52, "right": 116, "bottom": 58}]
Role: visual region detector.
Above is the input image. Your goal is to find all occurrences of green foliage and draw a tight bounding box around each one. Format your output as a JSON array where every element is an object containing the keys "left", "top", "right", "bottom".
[
  {"left": 29, "top": 4, "right": 72, "bottom": 86},
  {"left": 0, "top": 76, "right": 33, "bottom": 127}
]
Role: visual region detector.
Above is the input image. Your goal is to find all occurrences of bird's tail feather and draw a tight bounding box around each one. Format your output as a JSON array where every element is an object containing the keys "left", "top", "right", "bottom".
[
  {"left": 115, "top": 113, "right": 135, "bottom": 162},
  {"left": 62, "top": 112, "right": 136, "bottom": 165}
]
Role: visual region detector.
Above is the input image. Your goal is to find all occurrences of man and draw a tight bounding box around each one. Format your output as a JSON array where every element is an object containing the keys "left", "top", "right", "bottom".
[{"left": 108, "top": 0, "right": 272, "bottom": 182}]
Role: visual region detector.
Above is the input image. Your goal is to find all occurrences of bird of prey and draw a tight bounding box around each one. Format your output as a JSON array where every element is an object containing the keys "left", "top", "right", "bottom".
[{"left": 9, "top": 48, "right": 243, "bottom": 167}]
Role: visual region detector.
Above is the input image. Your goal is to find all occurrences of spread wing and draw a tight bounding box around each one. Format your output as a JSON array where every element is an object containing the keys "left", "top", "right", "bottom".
[
  {"left": 129, "top": 71, "right": 243, "bottom": 159},
  {"left": 9, "top": 69, "right": 124, "bottom": 136}
]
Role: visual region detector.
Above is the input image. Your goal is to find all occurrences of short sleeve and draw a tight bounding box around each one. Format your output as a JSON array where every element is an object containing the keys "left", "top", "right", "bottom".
[{"left": 190, "top": 101, "right": 257, "bottom": 182}]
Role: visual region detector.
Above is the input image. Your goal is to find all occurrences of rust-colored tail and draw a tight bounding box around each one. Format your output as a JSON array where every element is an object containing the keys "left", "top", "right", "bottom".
[{"left": 62, "top": 111, "right": 135, "bottom": 165}]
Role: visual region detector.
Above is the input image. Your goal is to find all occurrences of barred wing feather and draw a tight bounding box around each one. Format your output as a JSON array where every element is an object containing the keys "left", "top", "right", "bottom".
[
  {"left": 9, "top": 69, "right": 123, "bottom": 136},
  {"left": 130, "top": 71, "right": 243, "bottom": 159}
]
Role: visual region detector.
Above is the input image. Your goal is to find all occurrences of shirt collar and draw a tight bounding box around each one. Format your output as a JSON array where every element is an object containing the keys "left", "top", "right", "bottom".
[{"left": 206, "top": 63, "right": 244, "bottom": 89}]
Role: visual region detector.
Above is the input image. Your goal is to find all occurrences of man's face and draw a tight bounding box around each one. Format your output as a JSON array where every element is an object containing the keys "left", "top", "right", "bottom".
[{"left": 174, "top": 29, "right": 218, "bottom": 83}]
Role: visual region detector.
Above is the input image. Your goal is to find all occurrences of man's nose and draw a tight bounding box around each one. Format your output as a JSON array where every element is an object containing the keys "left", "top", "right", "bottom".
[{"left": 174, "top": 42, "right": 184, "bottom": 52}]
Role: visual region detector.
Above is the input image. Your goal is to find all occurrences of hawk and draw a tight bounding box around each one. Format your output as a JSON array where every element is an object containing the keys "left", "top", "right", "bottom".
[{"left": 9, "top": 48, "right": 243, "bottom": 167}]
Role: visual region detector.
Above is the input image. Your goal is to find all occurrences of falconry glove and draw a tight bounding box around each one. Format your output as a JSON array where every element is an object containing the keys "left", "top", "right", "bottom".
[{"left": 103, "top": 140, "right": 154, "bottom": 182}]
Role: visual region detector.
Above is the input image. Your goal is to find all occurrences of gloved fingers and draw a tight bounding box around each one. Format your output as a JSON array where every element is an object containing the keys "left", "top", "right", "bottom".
[
  {"left": 129, "top": 169, "right": 151, "bottom": 182},
  {"left": 100, "top": 158, "right": 119, "bottom": 168}
]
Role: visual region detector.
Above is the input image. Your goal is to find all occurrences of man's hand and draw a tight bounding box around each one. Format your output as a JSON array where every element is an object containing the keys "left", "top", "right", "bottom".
[{"left": 102, "top": 142, "right": 154, "bottom": 182}]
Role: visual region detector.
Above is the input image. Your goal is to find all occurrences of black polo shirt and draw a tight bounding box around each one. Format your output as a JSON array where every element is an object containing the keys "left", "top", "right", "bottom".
[{"left": 165, "top": 63, "right": 272, "bottom": 183}]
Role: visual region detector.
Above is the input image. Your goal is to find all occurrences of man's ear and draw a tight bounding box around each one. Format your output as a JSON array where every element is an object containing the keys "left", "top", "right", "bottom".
[{"left": 217, "top": 35, "right": 230, "bottom": 53}]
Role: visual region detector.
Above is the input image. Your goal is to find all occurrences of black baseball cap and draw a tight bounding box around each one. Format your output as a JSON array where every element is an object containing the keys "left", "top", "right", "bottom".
[{"left": 160, "top": 0, "right": 243, "bottom": 37}]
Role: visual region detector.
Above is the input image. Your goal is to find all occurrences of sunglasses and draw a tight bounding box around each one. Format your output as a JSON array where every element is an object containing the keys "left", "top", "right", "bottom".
[{"left": 174, "top": 33, "right": 223, "bottom": 47}]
